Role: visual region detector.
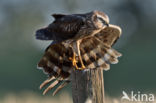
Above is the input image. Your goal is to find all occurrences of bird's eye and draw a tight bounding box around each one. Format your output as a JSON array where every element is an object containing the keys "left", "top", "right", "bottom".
[
  {"left": 98, "top": 17, "right": 109, "bottom": 26},
  {"left": 97, "top": 17, "right": 107, "bottom": 25}
]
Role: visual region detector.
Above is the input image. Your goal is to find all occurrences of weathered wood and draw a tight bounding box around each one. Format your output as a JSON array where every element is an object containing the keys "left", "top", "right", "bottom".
[{"left": 71, "top": 68, "right": 105, "bottom": 103}]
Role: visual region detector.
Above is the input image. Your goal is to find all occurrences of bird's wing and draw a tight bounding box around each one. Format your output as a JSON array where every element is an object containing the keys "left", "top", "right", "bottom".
[
  {"left": 35, "top": 14, "right": 85, "bottom": 41},
  {"left": 38, "top": 43, "right": 73, "bottom": 78},
  {"left": 50, "top": 14, "right": 85, "bottom": 40},
  {"left": 37, "top": 42, "right": 73, "bottom": 95},
  {"left": 79, "top": 24, "right": 122, "bottom": 70},
  {"left": 95, "top": 24, "right": 122, "bottom": 47},
  {"left": 52, "top": 14, "right": 66, "bottom": 20}
]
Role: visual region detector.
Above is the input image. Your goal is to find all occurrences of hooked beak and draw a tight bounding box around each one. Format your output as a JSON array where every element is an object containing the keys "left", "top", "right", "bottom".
[
  {"left": 102, "top": 20, "right": 109, "bottom": 27},
  {"left": 106, "top": 23, "right": 109, "bottom": 27}
]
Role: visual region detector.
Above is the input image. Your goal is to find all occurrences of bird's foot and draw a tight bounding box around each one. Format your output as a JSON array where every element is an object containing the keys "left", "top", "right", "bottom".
[
  {"left": 69, "top": 52, "right": 79, "bottom": 69},
  {"left": 69, "top": 55, "right": 86, "bottom": 70},
  {"left": 79, "top": 64, "right": 86, "bottom": 70},
  {"left": 77, "top": 56, "right": 86, "bottom": 70}
]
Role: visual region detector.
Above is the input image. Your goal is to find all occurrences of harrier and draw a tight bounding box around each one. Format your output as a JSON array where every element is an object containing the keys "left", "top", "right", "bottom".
[
  {"left": 36, "top": 10, "right": 122, "bottom": 95},
  {"left": 36, "top": 10, "right": 109, "bottom": 70}
]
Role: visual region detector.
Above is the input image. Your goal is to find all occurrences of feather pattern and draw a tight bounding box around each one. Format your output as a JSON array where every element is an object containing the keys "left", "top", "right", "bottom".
[
  {"left": 36, "top": 14, "right": 85, "bottom": 41},
  {"left": 37, "top": 24, "right": 122, "bottom": 95},
  {"left": 35, "top": 10, "right": 109, "bottom": 42}
]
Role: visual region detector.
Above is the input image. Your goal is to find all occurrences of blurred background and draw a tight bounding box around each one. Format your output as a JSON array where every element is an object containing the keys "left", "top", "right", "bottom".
[{"left": 0, "top": 0, "right": 156, "bottom": 103}]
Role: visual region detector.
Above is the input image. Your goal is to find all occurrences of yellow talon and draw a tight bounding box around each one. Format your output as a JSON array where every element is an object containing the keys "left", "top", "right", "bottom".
[
  {"left": 81, "top": 65, "right": 86, "bottom": 70},
  {"left": 69, "top": 52, "right": 79, "bottom": 69},
  {"left": 69, "top": 52, "right": 86, "bottom": 70},
  {"left": 76, "top": 62, "right": 85, "bottom": 70}
]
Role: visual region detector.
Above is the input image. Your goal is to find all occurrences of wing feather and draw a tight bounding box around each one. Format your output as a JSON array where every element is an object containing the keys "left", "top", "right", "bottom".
[
  {"left": 38, "top": 43, "right": 73, "bottom": 77},
  {"left": 80, "top": 37, "right": 121, "bottom": 70},
  {"left": 50, "top": 15, "right": 85, "bottom": 39},
  {"left": 36, "top": 14, "right": 85, "bottom": 41},
  {"left": 79, "top": 24, "right": 122, "bottom": 70},
  {"left": 95, "top": 24, "right": 122, "bottom": 47},
  {"left": 52, "top": 14, "right": 66, "bottom": 19},
  {"left": 37, "top": 43, "right": 73, "bottom": 95}
]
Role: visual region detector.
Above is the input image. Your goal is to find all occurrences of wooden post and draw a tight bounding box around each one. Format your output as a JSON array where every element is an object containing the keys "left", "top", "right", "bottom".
[{"left": 71, "top": 68, "right": 105, "bottom": 103}]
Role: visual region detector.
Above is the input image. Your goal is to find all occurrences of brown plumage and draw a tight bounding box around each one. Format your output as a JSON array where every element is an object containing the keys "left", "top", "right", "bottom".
[
  {"left": 36, "top": 10, "right": 111, "bottom": 71},
  {"left": 36, "top": 10, "right": 109, "bottom": 42},
  {"left": 37, "top": 24, "right": 122, "bottom": 95}
]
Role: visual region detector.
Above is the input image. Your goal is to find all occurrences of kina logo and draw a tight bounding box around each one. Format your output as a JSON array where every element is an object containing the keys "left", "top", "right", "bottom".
[{"left": 121, "top": 91, "right": 155, "bottom": 102}]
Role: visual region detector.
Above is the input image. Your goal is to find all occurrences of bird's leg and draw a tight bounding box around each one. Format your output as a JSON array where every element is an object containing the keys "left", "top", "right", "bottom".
[
  {"left": 69, "top": 43, "right": 79, "bottom": 69},
  {"left": 76, "top": 40, "right": 86, "bottom": 70},
  {"left": 70, "top": 52, "right": 79, "bottom": 69},
  {"left": 69, "top": 40, "right": 86, "bottom": 70}
]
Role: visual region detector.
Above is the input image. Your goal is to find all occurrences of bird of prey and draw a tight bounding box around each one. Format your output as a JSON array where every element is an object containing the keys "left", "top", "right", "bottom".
[
  {"left": 36, "top": 10, "right": 109, "bottom": 70},
  {"left": 36, "top": 11, "right": 122, "bottom": 95}
]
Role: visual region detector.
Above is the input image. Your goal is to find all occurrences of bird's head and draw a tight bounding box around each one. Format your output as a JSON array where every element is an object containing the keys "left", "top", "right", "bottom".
[{"left": 91, "top": 10, "right": 109, "bottom": 29}]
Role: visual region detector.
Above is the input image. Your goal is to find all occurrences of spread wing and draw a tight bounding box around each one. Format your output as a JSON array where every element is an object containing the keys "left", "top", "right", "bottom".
[
  {"left": 37, "top": 24, "right": 122, "bottom": 95},
  {"left": 38, "top": 43, "right": 73, "bottom": 78},
  {"left": 95, "top": 24, "right": 122, "bottom": 47},
  {"left": 79, "top": 24, "right": 122, "bottom": 70},
  {"left": 36, "top": 14, "right": 85, "bottom": 42}
]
